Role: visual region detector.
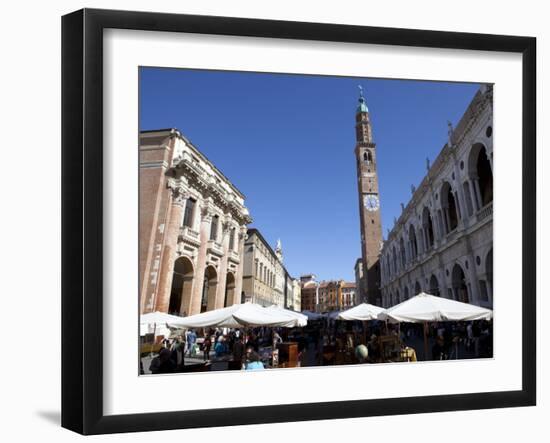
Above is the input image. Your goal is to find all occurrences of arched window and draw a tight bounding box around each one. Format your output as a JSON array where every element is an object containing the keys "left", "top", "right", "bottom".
[
  {"left": 440, "top": 182, "right": 458, "bottom": 233},
  {"left": 429, "top": 274, "right": 440, "bottom": 296},
  {"left": 392, "top": 246, "right": 398, "bottom": 274},
  {"left": 477, "top": 147, "right": 493, "bottom": 206},
  {"left": 408, "top": 225, "right": 418, "bottom": 260},
  {"left": 414, "top": 281, "right": 422, "bottom": 295},
  {"left": 404, "top": 286, "right": 410, "bottom": 300},
  {"left": 400, "top": 237, "right": 406, "bottom": 267},
  {"left": 451, "top": 263, "right": 469, "bottom": 303},
  {"left": 422, "top": 207, "right": 434, "bottom": 249},
  {"left": 468, "top": 143, "right": 493, "bottom": 209}
]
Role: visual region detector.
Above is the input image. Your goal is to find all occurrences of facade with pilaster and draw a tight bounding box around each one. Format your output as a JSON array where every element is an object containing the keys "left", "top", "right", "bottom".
[
  {"left": 379, "top": 85, "right": 493, "bottom": 309},
  {"left": 300, "top": 275, "right": 318, "bottom": 312},
  {"left": 139, "top": 129, "right": 251, "bottom": 316},
  {"left": 242, "top": 230, "right": 290, "bottom": 308}
]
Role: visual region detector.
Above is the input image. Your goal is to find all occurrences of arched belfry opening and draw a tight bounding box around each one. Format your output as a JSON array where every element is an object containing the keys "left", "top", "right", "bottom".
[
  {"left": 168, "top": 256, "right": 194, "bottom": 316},
  {"left": 224, "top": 272, "right": 236, "bottom": 307},
  {"left": 201, "top": 266, "right": 218, "bottom": 313},
  {"left": 363, "top": 150, "right": 373, "bottom": 164}
]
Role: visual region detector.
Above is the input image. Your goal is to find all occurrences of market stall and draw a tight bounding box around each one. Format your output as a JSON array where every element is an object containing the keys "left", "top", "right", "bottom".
[
  {"left": 167, "top": 303, "right": 308, "bottom": 369},
  {"left": 378, "top": 292, "right": 493, "bottom": 360}
]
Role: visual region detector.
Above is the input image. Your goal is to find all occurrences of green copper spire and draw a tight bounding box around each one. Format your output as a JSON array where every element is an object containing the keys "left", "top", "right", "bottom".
[{"left": 357, "top": 85, "right": 369, "bottom": 113}]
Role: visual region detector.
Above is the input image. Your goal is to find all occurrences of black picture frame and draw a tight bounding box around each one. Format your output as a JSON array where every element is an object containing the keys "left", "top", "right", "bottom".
[{"left": 62, "top": 8, "right": 536, "bottom": 435}]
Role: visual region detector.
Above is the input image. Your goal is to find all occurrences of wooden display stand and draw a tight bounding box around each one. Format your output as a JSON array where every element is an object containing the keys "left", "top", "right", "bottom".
[{"left": 277, "top": 342, "right": 299, "bottom": 368}]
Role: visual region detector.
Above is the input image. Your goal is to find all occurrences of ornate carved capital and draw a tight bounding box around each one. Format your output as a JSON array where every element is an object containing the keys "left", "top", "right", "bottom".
[
  {"left": 167, "top": 177, "right": 189, "bottom": 207},
  {"left": 200, "top": 201, "right": 215, "bottom": 222}
]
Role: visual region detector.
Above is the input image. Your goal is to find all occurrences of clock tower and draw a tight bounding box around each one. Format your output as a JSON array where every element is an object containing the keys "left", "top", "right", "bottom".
[{"left": 354, "top": 86, "right": 382, "bottom": 305}]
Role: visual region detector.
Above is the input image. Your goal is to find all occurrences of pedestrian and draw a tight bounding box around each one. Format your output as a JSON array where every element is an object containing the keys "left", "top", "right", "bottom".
[
  {"left": 246, "top": 334, "right": 259, "bottom": 352},
  {"left": 466, "top": 322, "right": 474, "bottom": 350},
  {"left": 432, "top": 335, "right": 447, "bottom": 360},
  {"left": 232, "top": 335, "right": 245, "bottom": 365},
  {"left": 245, "top": 351, "right": 265, "bottom": 371},
  {"left": 214, "top": 336, "right": 228, "bottom": 357},
  {"left": 170, "top": 337, "right": 186, "bottom": 371},
  {"left": 472, "top": 321, "right": 481, "bottom": 357},
  {"left": 203, "top": 334, "right": 212, "bottom": 361},
  {"left": 186, "top": 329, "right": 197, "bottom": 356}
]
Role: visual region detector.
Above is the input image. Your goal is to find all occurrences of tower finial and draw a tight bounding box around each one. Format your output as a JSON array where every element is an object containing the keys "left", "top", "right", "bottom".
[{"left": 356, "top": 85, "right": 368, "bottom": 113}]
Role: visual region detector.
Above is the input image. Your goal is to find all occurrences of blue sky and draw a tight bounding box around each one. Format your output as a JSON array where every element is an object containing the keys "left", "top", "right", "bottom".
[{"left": 140, "top": 68, "right": 480, "bottom": 282}]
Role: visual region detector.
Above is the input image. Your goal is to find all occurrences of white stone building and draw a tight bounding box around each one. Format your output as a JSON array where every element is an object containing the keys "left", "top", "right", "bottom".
[
  {"left": 380, "top": 85, "right": 493, "bottom": 309},
  {"left": 242, "top": 229, "right": 288, "bottom": 307}
]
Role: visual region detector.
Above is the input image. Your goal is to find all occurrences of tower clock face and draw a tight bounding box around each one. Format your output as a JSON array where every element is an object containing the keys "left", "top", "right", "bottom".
[{"left": 364, "top": 194, "right": 380, "bottom": 212}]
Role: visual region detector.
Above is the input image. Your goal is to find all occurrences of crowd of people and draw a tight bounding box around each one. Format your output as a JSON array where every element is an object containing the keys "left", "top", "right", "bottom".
[
  {"left": 146, "top": 327, "right": 282, "bottom": 374},
  {"left": 143, "top": 319, "right": 493, "bottom": 374}
]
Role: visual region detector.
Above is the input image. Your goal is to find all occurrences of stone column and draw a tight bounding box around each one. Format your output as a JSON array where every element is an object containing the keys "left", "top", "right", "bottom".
[
  {"left": 472, "top": 177, "right": 483, "bottom": 210},
  {"left": 443, "top": 207, "right": 450, "bottom": 233},
  {"left": 214, "top": 217, "right": 232, "bottom": 309},
  {"left": 454, "top": 191, "right": 462, "bottom": 221},
  {"left": 188, "top": 201, "right": 213, "bottom": 315},
  {"left": 154, "top": 188, "right": 187, "bottom": 313}
]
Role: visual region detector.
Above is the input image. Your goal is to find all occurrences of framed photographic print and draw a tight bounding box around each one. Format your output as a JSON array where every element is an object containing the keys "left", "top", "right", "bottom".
[{"left": 61, "top": 8, "right": 536, "bottom": 435}]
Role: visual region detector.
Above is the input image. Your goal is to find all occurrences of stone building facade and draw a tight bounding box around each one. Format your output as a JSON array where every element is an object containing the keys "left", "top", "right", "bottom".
[
  {"left": 139, "top": 129, "right": 252, "bottom": 316},
  {"left": 242, "top": 229, "right": 294, "bottom": 308},
  {"left": 318, "top": 280, "right": 358, "bottom": 312},
  {"left": 380, "top": 85, "right": 493, "bottom": 309},
  {"left": 290, "top": 278, "right": 302, "bottom": 312},
  {"left": 341, "top": 282, "right": 357, "bottom": 308},
  {"left": 300, "top": 275, "right": 318, "bottom": 312}
]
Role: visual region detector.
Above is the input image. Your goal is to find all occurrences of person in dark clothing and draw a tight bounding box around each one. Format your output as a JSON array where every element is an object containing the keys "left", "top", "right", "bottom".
[
  {"left": 170, "top": 338, "right": 186, "bottom": 372},
  {"left": 432, "top": 336, "right": 447, "bottom": 360},
  {"left": 150, "top": 348, "right": 176, "bottom": 374},
  {"left": 232, "top": 336, "right": 245, "bottom": 365},
  {"left": 246, "top": 335, "right": 259, "bottom": 352},
  {"left": 203, "top": 335, "right": 212, "bottom": 361}
]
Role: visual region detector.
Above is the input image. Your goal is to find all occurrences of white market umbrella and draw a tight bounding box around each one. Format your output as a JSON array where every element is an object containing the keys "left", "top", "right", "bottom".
[
  {"left": 267, "top": 305, "right": 308, "bottom": 326},
  {"left": 167, "top": 302, "right": 308, "bottom": 329},
  {"left": 139, "top": 311, "right": 186, "bottom": 336},
  {"left": 378, "top": 292, "right": 493, "bottom": 360},
  {"left": 378, "top": 292, "right": 493, "bottom": 323},
  {"left": 337, "top": 303, "right": 385, "bottom": 321}
]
